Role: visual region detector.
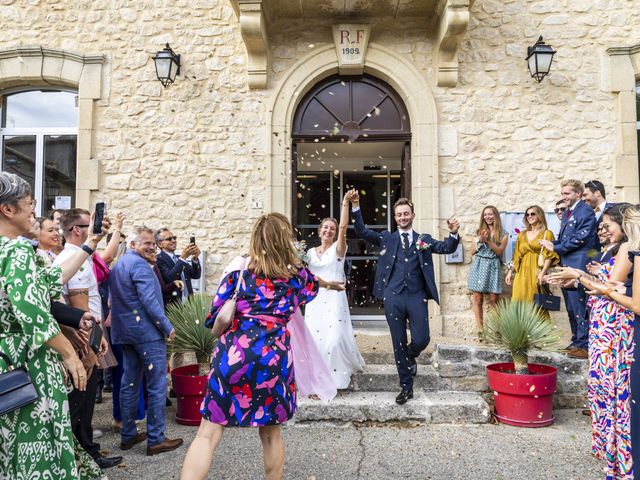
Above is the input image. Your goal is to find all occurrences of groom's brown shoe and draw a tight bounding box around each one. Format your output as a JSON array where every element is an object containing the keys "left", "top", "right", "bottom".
[{"left": 147, "top": 437, "right": 184, "bottom": 456}]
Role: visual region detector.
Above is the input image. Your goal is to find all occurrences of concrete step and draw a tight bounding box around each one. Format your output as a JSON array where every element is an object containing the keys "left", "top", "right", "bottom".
[
  {"left": 354, "top": 364, "right": 438, "bottom": 392},
  {"left": 296, "top": 391, "right": 490, "bottom": 424},
  {"left": 361, "top": 351, "right": 433, "bottom": 365}
]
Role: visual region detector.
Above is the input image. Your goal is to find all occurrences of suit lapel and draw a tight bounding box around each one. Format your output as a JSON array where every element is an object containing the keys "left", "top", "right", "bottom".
[{"left": 390, "top": 230, "right": 401, "bottom": 259}]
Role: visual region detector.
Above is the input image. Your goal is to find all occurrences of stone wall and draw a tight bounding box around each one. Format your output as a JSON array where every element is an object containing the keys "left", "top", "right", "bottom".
[{"left": 0, "top": 1, "right": 638, "bottom": 338}]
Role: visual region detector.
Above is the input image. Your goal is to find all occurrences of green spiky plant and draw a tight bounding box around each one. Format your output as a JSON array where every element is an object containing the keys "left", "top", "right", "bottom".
[
  {"left": 165, "top": 293, "right": 217, "bottom": 376},
  {"left": 481, "top": 300, "right": 561, "bottom": 374}
]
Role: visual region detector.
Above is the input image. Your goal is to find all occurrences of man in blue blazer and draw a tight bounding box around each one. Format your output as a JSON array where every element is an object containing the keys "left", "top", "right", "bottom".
[
  {"left": 110, "top": 227, "right": 183, "bottom": 456},
  {"left": 541, "top": 179, "right": 597, "bottom": 359},
  {"left": 350, "top": 191, "right": 460, "bottom": 404},
  {"left": 155, "top": 228, "right": 202, "bottom": 305}
]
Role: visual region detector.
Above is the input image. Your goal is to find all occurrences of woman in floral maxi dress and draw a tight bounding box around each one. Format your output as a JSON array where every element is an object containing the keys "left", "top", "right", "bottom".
[
  {"left": 0, "top": 172, "right": 103, "bottom": 480},
  {"left": 181, "top": 213, "right": 344, "bottom": 480}
]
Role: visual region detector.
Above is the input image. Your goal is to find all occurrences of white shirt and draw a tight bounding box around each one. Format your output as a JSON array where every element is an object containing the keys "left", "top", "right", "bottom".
[
  {"left": 595, "top": 200, "right": 608, "bottom": 221},
  {"left": 54, "top": 244, "right": 102, "bottom": 321},
  {"left": 398, "top": 228, "right": 415, "bottom": 247}
]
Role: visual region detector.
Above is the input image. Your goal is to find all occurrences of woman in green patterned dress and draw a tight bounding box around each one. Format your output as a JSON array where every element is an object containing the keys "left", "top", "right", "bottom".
[{"left": 0, "top": 172, "right": 104, "bottom": 479}]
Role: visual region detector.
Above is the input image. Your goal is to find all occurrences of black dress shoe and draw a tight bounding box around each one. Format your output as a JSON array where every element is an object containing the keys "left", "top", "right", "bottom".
[
  {"left": 395, "top": 388, "right": 413, "bottom": 405},
  {"left": 165, "top": 397, "right": 172, "bottom": 407},
  {"left": 95, "top": 390, "right": 103, "bottom": 404},
  {"left": 408, "top": 358, "right": 417, "bottom": 377},
  {"left": 94, "top": 455, "right": 123, "bottom": 469}
]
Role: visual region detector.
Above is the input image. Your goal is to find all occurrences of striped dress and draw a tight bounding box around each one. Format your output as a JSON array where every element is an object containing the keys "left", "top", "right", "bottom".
[{"left": 588, "top": 257, "right": 634, "bottom": 479}]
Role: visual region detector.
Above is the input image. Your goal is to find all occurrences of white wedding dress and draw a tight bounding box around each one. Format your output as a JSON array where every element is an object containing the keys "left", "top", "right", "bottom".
[{"left": 305, "top": 243, "right": 365, "bottom": 389}]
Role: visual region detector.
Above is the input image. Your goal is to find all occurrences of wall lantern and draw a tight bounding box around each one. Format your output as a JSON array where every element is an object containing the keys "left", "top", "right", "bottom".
[
  {"left": 526, "top": 36, "right": 556, "bottom": 82},
  {"left": 153, "top": 43, "right": 180, "bottom": 87}
]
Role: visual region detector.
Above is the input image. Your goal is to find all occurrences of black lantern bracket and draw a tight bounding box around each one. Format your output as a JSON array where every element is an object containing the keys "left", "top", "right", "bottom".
[
  {"left": 152, "top": 43, "right": 181, "bottom": 88},
  {"left": 526, "top": 36, "right": 557, "bottom": 83}
]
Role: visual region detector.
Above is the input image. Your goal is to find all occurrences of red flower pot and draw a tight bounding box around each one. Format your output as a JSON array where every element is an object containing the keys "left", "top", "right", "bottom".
[
  {"left": 171, "top": 364, "right": 207, "bottom": 426},
  {"left": 486, "top": 362, "right": 557, "bottom": 428}
]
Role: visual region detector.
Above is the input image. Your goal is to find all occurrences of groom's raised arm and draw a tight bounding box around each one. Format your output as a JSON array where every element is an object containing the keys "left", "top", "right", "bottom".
[
  {"left": 352, "top": 208, "right": 383, "bottom": 247},
  {"left": 428, "top": 233, "right": 460, "bottom": 255}
]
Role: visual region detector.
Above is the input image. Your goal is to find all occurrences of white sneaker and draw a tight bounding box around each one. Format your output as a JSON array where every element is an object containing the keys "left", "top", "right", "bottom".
[{"left": 93, "top": 429, "right": 104, "bottom": 440}]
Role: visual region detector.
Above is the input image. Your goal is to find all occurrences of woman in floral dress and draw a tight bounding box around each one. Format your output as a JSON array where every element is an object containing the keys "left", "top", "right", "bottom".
[
  {"left": 0, "top": 173, "right": 103, "bottom": 479},
  {"left": 548, "top": 204, "right": 634, "bottom": 479},
  {"left": 181, "top": 213, "right": 344, "bottom": 480}
]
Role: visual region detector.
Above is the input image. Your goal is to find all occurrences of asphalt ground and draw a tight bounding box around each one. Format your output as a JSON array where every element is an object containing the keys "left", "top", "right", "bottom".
[{"left": 93, "top": 394, "right": 602, "bottom": 480}]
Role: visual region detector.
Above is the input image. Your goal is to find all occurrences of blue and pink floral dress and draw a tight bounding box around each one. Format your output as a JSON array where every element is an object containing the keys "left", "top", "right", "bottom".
[{"left": 201, "top": 266, "right": 319, "bottom": 427}]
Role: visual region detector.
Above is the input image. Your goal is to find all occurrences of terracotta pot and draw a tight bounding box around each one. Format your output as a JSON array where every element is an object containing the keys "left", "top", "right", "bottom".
[
  {"left": 171, "top": 364, "right": 207, "bottom": 426},
  {"left": 486, "top": 362, "right": 557, "bottom": 428}
]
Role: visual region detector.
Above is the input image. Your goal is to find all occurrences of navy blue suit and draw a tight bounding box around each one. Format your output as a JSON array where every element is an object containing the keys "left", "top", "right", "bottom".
[
  {"left": 156, "top": 250, "right": 202, "bottom": 304},
  {"left": 553, "top": 200, "right": 597, "bottom": 349},
  {"left": 353, "top": 209, "right": 459, "bottom": 388}
]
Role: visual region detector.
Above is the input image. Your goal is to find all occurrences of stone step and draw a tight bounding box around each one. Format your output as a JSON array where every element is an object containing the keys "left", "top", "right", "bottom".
[
  {"left": 361, "top": 351, "right": 433, "bottom": 365},
  {"left": 354, "top": 364, "right": 438, "bottom": 392},
  {"left": 296, "top": 391, "right": 490, "bottom": 424}
]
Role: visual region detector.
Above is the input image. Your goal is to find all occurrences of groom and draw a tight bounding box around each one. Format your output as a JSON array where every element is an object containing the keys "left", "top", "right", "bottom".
[{"left": 350, "top": 191, "right": 460, "bottom": 404}]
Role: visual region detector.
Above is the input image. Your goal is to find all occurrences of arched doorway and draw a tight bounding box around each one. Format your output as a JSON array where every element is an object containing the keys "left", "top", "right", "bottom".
[{"left": 292, "top": 74, "right": 411, "bottom": 323}]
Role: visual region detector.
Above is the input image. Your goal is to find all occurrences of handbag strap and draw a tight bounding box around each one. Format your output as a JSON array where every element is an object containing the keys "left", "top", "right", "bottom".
[
  {"left": 232, "top": 257, "right": 248, "bottom": 297},
  {"left": 0, "top": 351, "right": 15, "bottom": 370}
]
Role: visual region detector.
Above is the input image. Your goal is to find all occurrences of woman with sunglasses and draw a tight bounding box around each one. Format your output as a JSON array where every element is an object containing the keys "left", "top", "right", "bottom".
[
  {"left": 506, "top": 205, "right": 559, "bottom": 318},
  {"left": 467, "top": 206, "right": 508, "bottom": 333}
]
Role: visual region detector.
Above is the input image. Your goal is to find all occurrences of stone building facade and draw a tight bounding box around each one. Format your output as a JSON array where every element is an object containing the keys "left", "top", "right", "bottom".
[{"left": 0, "top": 0, "right": 639, "bottom": 337}]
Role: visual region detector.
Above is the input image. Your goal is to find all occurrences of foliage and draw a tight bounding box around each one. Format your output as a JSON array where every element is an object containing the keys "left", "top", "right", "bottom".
[
  {"left": 481, "top": 300, "right": 561, "bottom": 374},
  {"left": 166, "top": 293, "right": 216, "bottom": 368}
]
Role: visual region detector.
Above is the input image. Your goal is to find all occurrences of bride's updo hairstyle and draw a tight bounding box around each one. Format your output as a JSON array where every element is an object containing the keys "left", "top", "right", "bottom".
[
  {"left": 248, "top": 212, "right": 302, "bottom": 279},
  {"left": 622, "top": 205, "right": 640, "bottom": 252}
]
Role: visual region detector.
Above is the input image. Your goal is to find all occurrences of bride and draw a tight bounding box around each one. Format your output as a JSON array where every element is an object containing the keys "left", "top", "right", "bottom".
[{"left": 305, "top": 190, "right": 365, "bottom": 389}]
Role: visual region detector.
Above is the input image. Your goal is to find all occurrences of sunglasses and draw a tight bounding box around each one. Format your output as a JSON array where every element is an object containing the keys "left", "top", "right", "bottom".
[
  {"left": 525, "top": 212, "right": 536, "bottom": 217},
  {"left": 160, "top": 236, "right": 177, "bottom": 242},
  {"left": 554, "top": 207, "right": 567, "bottom": 213},
  {"left": 69, "top": 224, "right": 90, "bottom": 231},
  {"left": 598, "top": 223, "right": 610, "bottom": 231}
]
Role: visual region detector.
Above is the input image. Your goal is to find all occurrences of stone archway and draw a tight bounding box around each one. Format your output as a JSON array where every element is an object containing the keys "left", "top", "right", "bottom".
[
  {"left": 0, "top": 47, "right": 105, "bottom": 207},
  {"left": 268, "top": 42, "right": 439, "bottom": 235}
]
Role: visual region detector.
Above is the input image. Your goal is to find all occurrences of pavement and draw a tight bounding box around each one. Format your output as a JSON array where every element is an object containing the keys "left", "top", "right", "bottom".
[{"left": 93, "top": 394, "right": 603, "bottom": 480}]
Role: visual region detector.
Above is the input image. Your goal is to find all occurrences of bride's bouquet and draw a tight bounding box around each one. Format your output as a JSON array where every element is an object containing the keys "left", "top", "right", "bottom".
[{"left": 293, "top": 240, "right": 309, "bottom": 264}]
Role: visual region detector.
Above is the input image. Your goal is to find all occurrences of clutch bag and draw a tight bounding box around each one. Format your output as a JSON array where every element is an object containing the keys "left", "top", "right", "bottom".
[
  {"left": 0, "top": 352, "right": 38, "bottom": 416},
  {"left": 533, "top": 285, "right": 561, "bottom": 311}
]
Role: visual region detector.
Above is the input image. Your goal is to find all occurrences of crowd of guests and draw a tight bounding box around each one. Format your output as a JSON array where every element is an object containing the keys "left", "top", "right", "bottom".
[
  {"left": 467, "top": 178, "right": 639, "bottom": 479},
  {"left": 3, "top": 167, "right": 640, "bottom": 480},
  {"left": 0, "top": 172, "right": 207, "bottom": 478}
]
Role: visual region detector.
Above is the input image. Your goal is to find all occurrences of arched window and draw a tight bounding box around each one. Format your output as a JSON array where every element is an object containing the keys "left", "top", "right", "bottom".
[{"left": 0, "top": 89, "right": 78, "bottom": 215}]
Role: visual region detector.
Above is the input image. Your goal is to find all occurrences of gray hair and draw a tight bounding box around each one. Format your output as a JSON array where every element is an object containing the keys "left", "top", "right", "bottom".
[
  {"left": 0, "top": 172, "right": 31, "bottom": 206},
  {"left": 128, "top": 225, "right": 154, "bottom": 248},
  {"left": 155, "top": 228, "right": 170, "bottom": 244}
]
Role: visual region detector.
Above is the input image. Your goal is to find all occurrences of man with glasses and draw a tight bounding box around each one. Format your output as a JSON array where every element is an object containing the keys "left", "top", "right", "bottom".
[
  {"left": 554, "top": 200, "right": 567, "bottom": 222},
  {"left": 54, "top": 208, "right": 122, "bottom": 470},
  {"left": 155, "top": 228, "right": 201, "bottom": 305},
  {"left": 541, "top": 180, "right": 597, "bottom": 360}
]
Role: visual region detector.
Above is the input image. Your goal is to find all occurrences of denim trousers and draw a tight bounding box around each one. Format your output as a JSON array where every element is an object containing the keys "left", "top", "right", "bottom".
[
  {"left": 110, "top": 342, "right": 146, "bottom": 422},
  {"left": 120, "top": 339, "right": 167, "bottom": 447}
]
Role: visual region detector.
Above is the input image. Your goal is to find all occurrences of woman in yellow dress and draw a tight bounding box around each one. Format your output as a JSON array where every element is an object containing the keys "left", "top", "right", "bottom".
[{"left": 506, "top": 205, "right": 559, "bottom": 315}]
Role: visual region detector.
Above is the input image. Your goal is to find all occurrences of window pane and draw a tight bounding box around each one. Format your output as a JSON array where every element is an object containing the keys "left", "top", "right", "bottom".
[
  {"left": 4, "top": 91, "right": 77, "bottom": 128},
  {"left": 295, "top": 172, "right": 332, "bottom": 234},
  {"left": 2, "top": 135, "right": 36, "bottom": 193},
  {"left": 42, "top": 135, "right": 76, "bottom": 214}
]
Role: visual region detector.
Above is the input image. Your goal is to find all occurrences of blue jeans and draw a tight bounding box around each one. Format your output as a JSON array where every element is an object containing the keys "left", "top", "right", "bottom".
[
  {"left": 120, "top": 340, "right": 167, "bottom": 447},
  {"left": 111, "top": 342, "right": 145, "bottom": 422},
  {"left": 562, "top": 286, "right": 588, "bottom": 349}
]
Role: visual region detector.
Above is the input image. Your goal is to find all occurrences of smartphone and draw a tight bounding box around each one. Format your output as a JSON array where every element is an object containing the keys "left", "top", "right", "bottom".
[
  {"left": 92, "top": 202, "right": 106, "bottom": 235},
  {"left": 190, "top": 236, "right": 196, "bottom": 245}
]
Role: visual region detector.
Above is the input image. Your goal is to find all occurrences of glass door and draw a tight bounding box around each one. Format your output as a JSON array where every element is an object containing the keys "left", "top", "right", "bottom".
[{"left": 294, "top": 141, "right": 404, "bottom": 321}]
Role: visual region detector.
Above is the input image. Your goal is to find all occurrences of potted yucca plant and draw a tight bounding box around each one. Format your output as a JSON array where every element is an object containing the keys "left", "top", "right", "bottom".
[
  {"left": 166, "top": 293, "right": 216, "bottom": 426},
  {"left": 482, "top": 300, "right": 561, "bottom": 428}
]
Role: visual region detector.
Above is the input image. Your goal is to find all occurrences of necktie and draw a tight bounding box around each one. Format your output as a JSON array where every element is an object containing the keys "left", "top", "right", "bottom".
[
  {"left": 594, "top": 206, "right": 600, "bottom": 214},
  {"left": 402, "top": 232, "right": 409, "bottom": 252}
]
